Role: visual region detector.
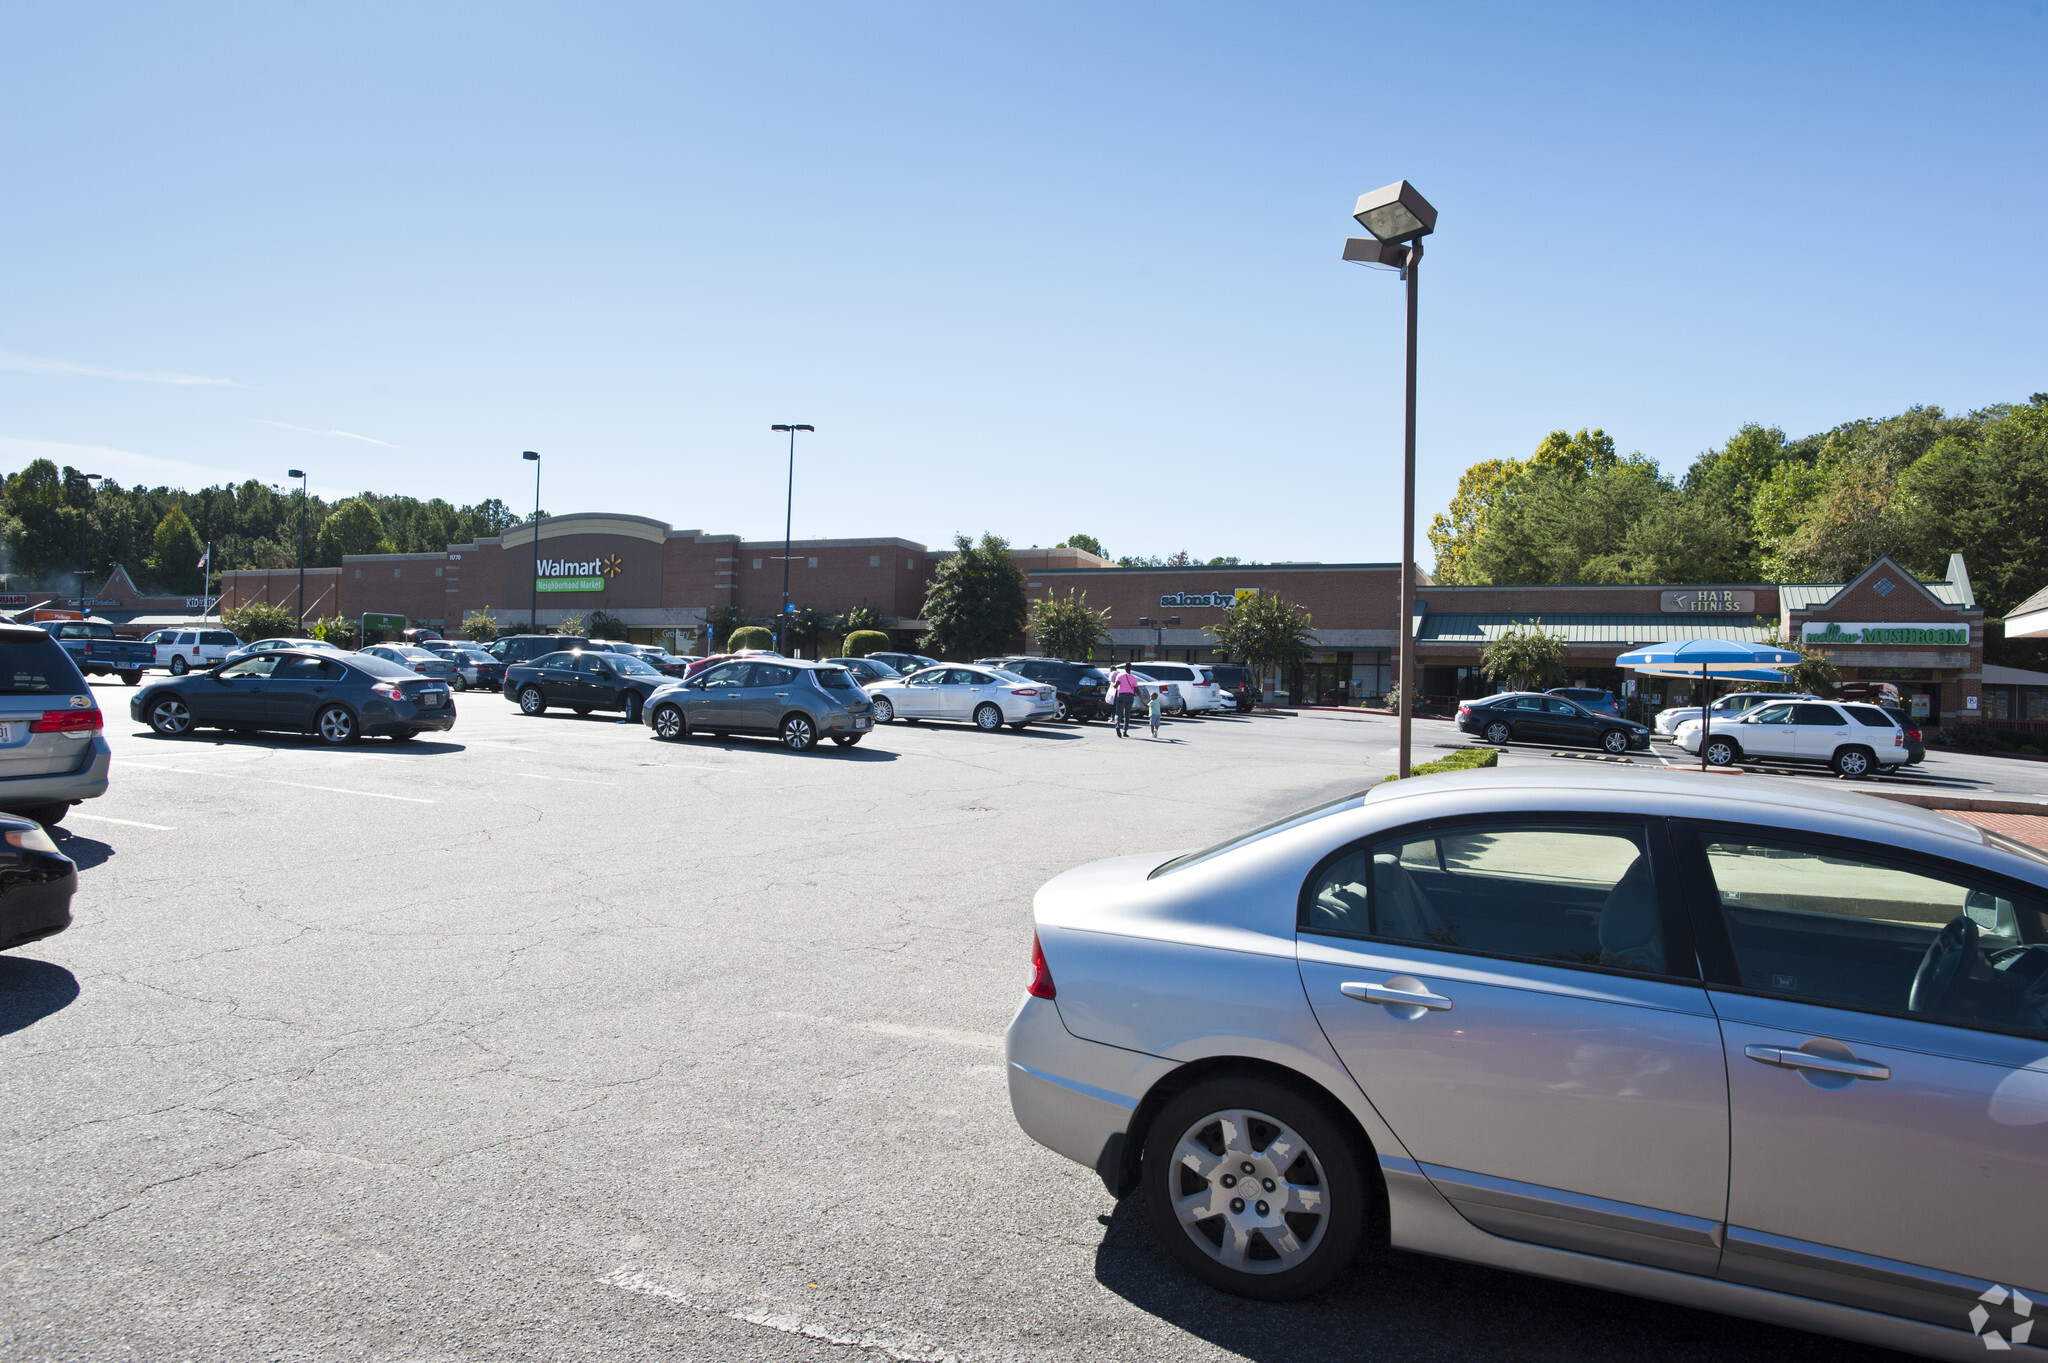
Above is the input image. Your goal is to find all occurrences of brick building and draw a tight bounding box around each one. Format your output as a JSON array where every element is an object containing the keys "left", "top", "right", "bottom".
[{"left": 215, "top": 512, "right": 1988, "bottom": 726}]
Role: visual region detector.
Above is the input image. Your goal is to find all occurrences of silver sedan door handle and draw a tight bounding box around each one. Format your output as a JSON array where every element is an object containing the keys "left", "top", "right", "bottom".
[
  {"left": 1342, "top": 978, "right": 1453, "bottom": 1013},
  {"left": 1743, "top": 1044, "right": 1890, "bottom": 1081}
]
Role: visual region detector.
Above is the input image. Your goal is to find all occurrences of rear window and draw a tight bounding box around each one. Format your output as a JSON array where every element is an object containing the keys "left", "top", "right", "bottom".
[
  {"left": 1151, "top": 789, "right": 1372, "bottom": 879},
  {"left": 1843, "top": 704, "right": 1899, "bottom": 728},
  {"left": 1146, "top": 664, "right": 1191, "bottom": 680},
  {"left": 204, "top": 632, "right": 237, "bottom": 645},
  {"left": 0, "top": 635, "right": 87, "bottom": 695},
  {"left": 814, "top": 667, "right": 855, "bottom": 691},
  {"left": 57, "top": 623, "right": 116, "bottom": 640},
  {"left": 347, "top": 655, "right": 415, "bottom": 681}
]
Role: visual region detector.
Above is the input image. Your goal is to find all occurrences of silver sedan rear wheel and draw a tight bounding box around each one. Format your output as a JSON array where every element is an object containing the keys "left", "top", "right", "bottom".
[
  {"left": 974, "top": 702, "right": 1003, "bottom": 731},
  {"left": 872, "top": 696, "right": 895, "bottom": 723}
]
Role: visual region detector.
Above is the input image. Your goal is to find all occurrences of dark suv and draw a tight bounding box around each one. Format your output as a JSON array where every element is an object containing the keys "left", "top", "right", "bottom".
[
  {"left": 491, "top": 634, "right": 591, "bottom": 665},
  {"left": 973, "top": 657, "right": 1109, "bottom": 722},
  {"left": 1207, "top": 663, "right": 1263, "bottom": 712}
]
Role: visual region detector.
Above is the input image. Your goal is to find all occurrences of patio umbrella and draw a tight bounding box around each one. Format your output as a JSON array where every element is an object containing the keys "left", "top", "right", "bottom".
[{"left": 1613, "top": 639, "right": 1803, "bottom": 770}]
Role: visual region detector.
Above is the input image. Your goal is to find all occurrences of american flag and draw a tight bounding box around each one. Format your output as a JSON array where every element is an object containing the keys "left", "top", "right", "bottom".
[{"left": 197, "top": 546, "right": 210, "bottom": 569}]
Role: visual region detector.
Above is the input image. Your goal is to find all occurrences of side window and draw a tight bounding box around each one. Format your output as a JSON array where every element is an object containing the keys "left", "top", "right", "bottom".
[
  {"left": 538, "top": 652, "right": 572, "bottom": 669},
  {"left": 219, "top": 657, "right": 280, "bottom": 679},
  {"left": 907, "top": 669, "right": 940, "bottom": 686},
  {"left": 1845, "top": 707, "right": 1896, "bottom": 729},
  {"left": 753, "top": 664, "right": 797, "bottom": 686},
  {"left": 1696, "top": 833, "right": 2048, "bottom": 1037},
  {"left": 700, "top": 663, "right": 747, "bottom": 689},
  {"left": 1750, "top": 703, "right": 1795, "bottom": 725},
  {"left": 577, "top": 655, "right": 607, "bottom": 674},
  {"left": 1546, "top": 698, "right": 1578, "bottom": 715},
  {"left": 1512, "top": 696, "right": 1546, "bottom": 711},
  {"left": 1792, "top": 703, "right": 1842, "bottom": 725},
  {"left": 1304, "top": 822, "right": 1667, "bottom": 974},
  {"left": 274, "top": 656, "right": 335, "bottom": 680}
]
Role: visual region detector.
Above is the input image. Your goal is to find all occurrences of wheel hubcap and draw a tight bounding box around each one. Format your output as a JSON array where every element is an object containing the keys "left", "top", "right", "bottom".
[
  {"left": 979, "top": 707, "right": 999, "bottom": 729},
  {"left": 1169, "top": 1108, "right": 1327, "bottom": 1274},
  {"left": 1843, "top": 752, "right": 1867, "bottom": 773},
  {"left": 155, "top": 701, "right": 189, "bottom": 732},
  {"left": 785, "top": 719, "right": 812, "bottom": 748},
  {"left": 321, "top": 710, "right": 351, "bottom": 740},
  {"left": 656, "top": 710, "right": 680, "bottom": 737}
]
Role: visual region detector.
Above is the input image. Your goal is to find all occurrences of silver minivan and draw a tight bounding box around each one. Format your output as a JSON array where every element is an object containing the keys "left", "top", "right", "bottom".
[{"left": 0, "top": 624, "right": 111, "bottom": 825}]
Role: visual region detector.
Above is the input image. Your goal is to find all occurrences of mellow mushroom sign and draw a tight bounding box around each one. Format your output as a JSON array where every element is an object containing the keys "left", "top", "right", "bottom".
[{"left": 1800, "top": 621, "right": 1970, "bottom": 645}]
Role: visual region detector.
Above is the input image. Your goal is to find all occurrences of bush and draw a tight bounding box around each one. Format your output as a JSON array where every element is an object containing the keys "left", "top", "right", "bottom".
[
  {"left": 588, "top": 610, "right": 626, "bottom": 640},
  {"left": 1381, "top": 746, "right": 1499, "bottom": 783},
  {"left": 461, "top": 609, "right": 499, "bottom": 642},
  {"left": 309, "top": 614, "right": 360, "bottom": 649},
  {"left": 555, "top": 612, "right": 586, "bottom": 636},
  {"left": 842, "top": 630, "right": 890, "bottom": 657},
  {"left": 221, "top": 600, "right": 301, "bottom": 642},
  {"left": 727, "top": 625, "right": 774, "bottom": 651}
]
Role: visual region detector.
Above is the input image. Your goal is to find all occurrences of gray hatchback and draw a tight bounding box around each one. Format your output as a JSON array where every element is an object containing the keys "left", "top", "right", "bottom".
[
  {"left": 0, "top": 624, "right": 111, "bottom": 826},
  {"left": 642, "top": 658, "right": 874, "bottom": 751}
]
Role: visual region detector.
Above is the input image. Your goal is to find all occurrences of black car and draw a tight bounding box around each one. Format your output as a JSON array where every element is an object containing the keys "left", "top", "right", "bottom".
[
  {"left": 1457, "top": 691, "right": 1651, "bottom": 754},
  {"left": 0, "top": 811, "right": 77, "bottom": 952},
  {"left": 1207, "top": 663, "right": 1264, "bottom": 712},
  {"left": 823, "top": 655, "right": 903, "bottom": 688},
  {"left": 490, "top": 634, "right": 592, "bottom": 665},
  {"left": 973, "top": 656, "right": 1109, "bottom": 721},
  {"left": 132, "top": 648, "right": 457, "bottom": 744},
  {"left": 502, "top": 648, "right": 670, "bottom": 722}
]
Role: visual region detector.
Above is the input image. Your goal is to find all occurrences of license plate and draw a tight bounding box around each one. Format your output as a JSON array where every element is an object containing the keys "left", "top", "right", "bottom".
[
  {"left": 420, "top": 693, "right": 443, "bottom": 708},
  {"left": 854, "top": 717, "right": 870, "bottom": 729},
  {"left": 0, "top": 723, "right": 15, "bottom": 742}
]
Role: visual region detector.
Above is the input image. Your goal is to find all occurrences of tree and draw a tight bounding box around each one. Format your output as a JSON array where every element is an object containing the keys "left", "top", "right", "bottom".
[
  {"left": 784, "top": 605, "right": 833, "bottom": 656},
  {"left": 1029, "top": 590, "right": 1111, "bottom": 661},
  {"left": 1479, "top": 619, "right": 1567, "bottom": 692},
  {"left": 221, "top": 600, "right": 300, "bottom": 642},
  {"left": 555, "top": 611, "right": 586, "bottom": 636},
  {"left": 1429, "top": 457, "right": 1523, "bottom": 583},
  {"left": 316, "top": 498, "right": 394, "bottom": 563},
  {"left": 920, "top": 533, "right": 1027, "bottom": 657},
  {"left": 0, "top": 459, "right": 78, "bottom": 578},
  {"left": 148, "top": 507, "right": 205, "bottom": 592},
  {"left": 588, "top": 610, "right": 626, "bottom": 639},
  {"left": 461, "top": 609, "right": 500, "bottom": 642},
  {"left": 1205, "top": 592, "right": 1316, "bottom": 675},
  {"left": 1057, "top": 533, "right": 1105, "bottom": 558},
  {"left": 842, "top": 629, "right": 890, "bottom": 657},
  {"left": 1726, "top": 624, "right": 1837, "bottom": 696},
  {"left": 709, "top": 606, "right": 751, "bottom": 649},
  {"left": 841, "top": 603, "right": 885, "bottom": 634}
]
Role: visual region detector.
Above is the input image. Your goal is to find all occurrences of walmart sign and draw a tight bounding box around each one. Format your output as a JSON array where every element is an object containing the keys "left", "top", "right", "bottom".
[
  {"left": 1802, "top": 621, "right": 1969, "bottom": 646},
  {"left": 535, "top": 555, "right": 623, "bottom": 593}
]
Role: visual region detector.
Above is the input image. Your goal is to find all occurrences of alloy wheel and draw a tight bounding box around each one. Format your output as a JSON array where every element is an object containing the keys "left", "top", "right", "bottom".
[
  {"left": 975, "top": 703, "right": 1002, "bottom": 731},
  {"left": 1602, "top": 729, "right": 1629, "bottom": 754},
  {"left": 316, "top": 705, "right": 357, "bottom": 745},
  {"left": 1704, "top": 738, "right": 1738, "bottom": 766},
  {"left": 149, "top": 698, "right": 193, "bottom": 736},
  {"left": 653, "top": 706, "right": 684, "bottom": 740},
  {"left": 1483, "top": 721, "right": 1511, "bottom": 745},
  {"left": 1835, "top": 747, "right": 1871, "bottom": 777},
  {"left": 520, "top": 687, "right": 545, "bottom": 715},
  {"left": 1167, "top": 1107, "right": 1330, "bottom": 1277},
  {"left": 873, "top": 697, "right": 894, "bottom": 723},
  {"left": 170, "top": 656, "right": 189, "bottom": 676},
  {"left": 1055, "top": 697, "right": 1071, "bottom": 722},
  {"left": 782, "top": 714, "right": 817, "bottom": 752}
]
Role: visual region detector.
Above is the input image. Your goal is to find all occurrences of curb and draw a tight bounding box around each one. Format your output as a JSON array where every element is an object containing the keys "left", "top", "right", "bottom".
[{"left": 1864, "top": 791, "right": 2048, "bottom": 816}]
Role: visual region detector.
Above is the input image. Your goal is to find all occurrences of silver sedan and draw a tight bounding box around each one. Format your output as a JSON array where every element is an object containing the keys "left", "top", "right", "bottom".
[
  {"left": 864, "top": 665, "right": 1058, "bottom": 731},
  {"left": 1006, "top": 766, "right": 2048, "bottom": 1358}
]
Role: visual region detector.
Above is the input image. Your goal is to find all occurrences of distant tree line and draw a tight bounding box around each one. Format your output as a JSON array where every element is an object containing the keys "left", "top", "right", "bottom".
[
  {"left": 1429, "top": 392, "right": 2048, "bottom": 619},
  {"left": 0, "top": 458, "right": 529, "bottom": 594}
]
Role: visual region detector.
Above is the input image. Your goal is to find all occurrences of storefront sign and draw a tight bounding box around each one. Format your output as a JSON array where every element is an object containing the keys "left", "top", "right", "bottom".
[
  {"left": 1159, "top": 591, "right": 1238, "bottom": 609},
  {"left": 1661, "top": 589, "right": 1755, "bottom": 613},
  {"left": 534, "top": 555, "right": 623, "bottom": 594},
  {"left": 1802, "top": 621, "right": 1969, "bottom": 646},
  {"left": 0, "top": 595, "right": 25, "bottom": 607}
]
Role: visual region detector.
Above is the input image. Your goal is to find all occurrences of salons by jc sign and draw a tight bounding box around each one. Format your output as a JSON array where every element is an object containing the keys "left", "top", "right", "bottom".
[{"left": 535, "top": 555, "right": 624, "bottom": 593}]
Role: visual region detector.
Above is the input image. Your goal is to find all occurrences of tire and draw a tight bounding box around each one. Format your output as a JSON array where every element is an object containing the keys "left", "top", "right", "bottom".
[
  {"left": 831, "top": 734, "right": 861, "bottom": 747},
  {"left": 1832, "top": 745, "right": 1874, "bottom": 778},
  {"left": 1702, "top": 736, "right": 1741, "bottom": 767},
  {"left": 120, "top": 671, "right": 142, "bottom": 687},
  {"left": 391, "top": 729, "right": 418, "bottom": 743},
  {"left": 622, "top": 692, "right": 644, "bottom": 724},
  {"left": 1009, "top": 722, "right": 1028, "bottom": 731},
  {"left": 872, "top": 696, "right": 895, "bottom": 723},
  {"left": 781, "top": 713, "right": 818, "bottom": 752},
  {"left": 1601, "top": 729, "right": 1629, "bottom": 755},
  {"left": 1055, "top": 696, "right": 1071, "bottom": 722},
  {"left": 652, "top": 705, "right": 686, "bottom": 740},
  {"left": 170, "top": 656, "right": 189, "bottom": 676},
  {"left": 18, "top": 803, "right": 68, "bottom": 828},
  {"left": 1141, "top": 1074, "right": 1367, "bottom": 1302},
  {"left": 519, "top": 686, "right": 547, "bottom": 716},
  {"left": 573, "top": 706, "right": 593, "bottom": 717},
  {"left": 974, "top": 703, "right": 1003, "bottom": 731},
  {"left": 1483, "top": 720, "right": 1512, "bottom": 746},
  {"left": 148, "top": 696, "right": 194, "bottom": 737},
  {"left": 315, "top": 704, "right": 359, "bottom": 746}
]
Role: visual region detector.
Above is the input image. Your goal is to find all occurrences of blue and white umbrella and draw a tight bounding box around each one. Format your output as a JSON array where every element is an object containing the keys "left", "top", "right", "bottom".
[{"left": 1613, "top": 639, "right": 1803, "bottom": 769}]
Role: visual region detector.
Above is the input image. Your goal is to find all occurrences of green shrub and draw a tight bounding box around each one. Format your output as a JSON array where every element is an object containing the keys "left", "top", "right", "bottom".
[
  {"left": 461, "top": 609, "right": 499, "bottom": 642},
  {"left": 727, "top": 625, "right": 775, "bottom": 651},
  {"left": 842, "top": 630, "right": 890, "bottom": 657},
  {"left": 221, "top": 600, "right": 301, "bottom": 643},
  {"left": 1381, "top": 746, "right": 1499, "bottom": 783},
  {"left": 588, "top": 609, "right": 626, "bottom": 640},
  {"left": 309, "top": 614, "right": 360, "bottom": 649},
  {"left": 555, "top": 612, "right": 586, "bottom": 636}
]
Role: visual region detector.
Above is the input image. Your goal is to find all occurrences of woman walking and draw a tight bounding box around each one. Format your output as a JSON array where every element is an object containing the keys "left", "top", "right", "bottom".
[{"left": 1111, "top": 663, "right": 1138, "bottom": 737}]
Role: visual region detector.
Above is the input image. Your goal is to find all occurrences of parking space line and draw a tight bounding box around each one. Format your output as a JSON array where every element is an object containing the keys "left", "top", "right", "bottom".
[
  {"left": 68, "top": 812, "right": 176, "bottom": 831},
  {"left": 118, "top": 762, "right": 437, "bottom": 804},
  {"left": 507, "top": 771, "right": 613, "bottom": 785}
]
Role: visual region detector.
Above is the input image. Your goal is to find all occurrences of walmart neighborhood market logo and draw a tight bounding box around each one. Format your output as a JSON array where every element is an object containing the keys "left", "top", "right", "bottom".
[
  {"left": 535, "top": 555, "right": 624, "bottom": 593},
  {"left": 1972, "top": 1284, "right": 2033, "bottom": 1350}
]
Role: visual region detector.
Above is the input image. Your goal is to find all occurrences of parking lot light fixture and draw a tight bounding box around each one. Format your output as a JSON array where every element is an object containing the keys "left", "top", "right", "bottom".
[
  {"left": 770, "top": 425, "right": 815, "bottom": 653},
  {"left": 287, "top": 469, "right": 308, "bottom": 631},
  {"left": 523, "top": 452, "right": 541, "bottom": 632},
  {"left": 1352, "top": 180, "right": 1437, "bottom": 243}
]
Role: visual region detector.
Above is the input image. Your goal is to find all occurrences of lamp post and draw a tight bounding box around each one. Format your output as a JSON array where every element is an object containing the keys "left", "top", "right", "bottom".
[
  {"left": 1135, "top": 615, "right": 1180, "bottom": 660},
  {"left": 76, "top": 473, "right": 103, "bottom": 613},
  {"left": 287, "top": 469, "right": 308, "bottom": 631},
  {"left": 770, "top": 424, "right": 814, "bottom": 652},
  {"left": 1345, "top": 179, "right": 1438, "bottom": 779},
  {"left": 522, "top": 451, "right": 541, "bottom": 632}
]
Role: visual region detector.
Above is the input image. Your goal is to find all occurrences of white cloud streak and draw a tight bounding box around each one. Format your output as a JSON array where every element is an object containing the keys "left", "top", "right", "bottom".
[
  {"left": 255, "top": 420, "right": 402, "bottom": 449},
  {"left": 0, "top": 435, "right": 345, "bottom": 501},
  {"left": 0, "top": 349, "right": 238, "bottom": 387}
]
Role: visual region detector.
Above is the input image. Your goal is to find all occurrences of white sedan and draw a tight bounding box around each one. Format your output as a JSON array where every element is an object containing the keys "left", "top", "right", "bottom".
[{"left": 865, "top": 665, "right": 1059, "bottom": 731}]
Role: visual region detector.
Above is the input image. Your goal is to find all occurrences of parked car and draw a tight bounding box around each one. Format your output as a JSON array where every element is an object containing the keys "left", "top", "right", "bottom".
[
  {"left": 133, "top": 648, "right": 455, "bottom": 744},
  {"left": 144, "top": 627, "right": 243, "bottom": 676},
  {"left": 681, "top": 649, "right": 781, "bottom": 680},
  {"left": 1007, "top": 765, "right": 2048, "bottom": 1357},
  {"left": 0, "top": 810, "right": 78, "bottom": 952},
  {"left": 643, "top": 658, "right": 876, "bottom": 751},
  {"left": 1208, "top": 663, "right": 1263, "bottom": 712},
  {"left": 638, "top": 649, "right": 693, "bottom": 677},
  {"left": 1677, "top": 697, "right": 1909, "bottom": 777},
  {"left": 1133, "top": 662, "right": 1226, "bottom": 714},
  {"left": 41, "top": 618, "right": 152, "bottom": 686},
  {"left": 501, "top": 648, "right": 671, "bottom": 722},
  {"left": 973, "top": 657, "right": 1110, "bottom": 722},
  {"left": 222, "top": 636, "right": 346, "bottom": 666},
  {"left": 1457, "top": 691, "right": 1652, "bottom": 754},
  {"left": 823, "top": 655, "right": 903, "bottom": 688},
  {"left": 0, "top": 623, "right": 110, "bottom": 826},
  {"left": 1546, "top": 686, "right": 1621, "bottom": 717},
  {"left": 360, "top": 643, "right": 462, "bottom": 685},
  {"left": 441, "top": 644, "right": 505, "bottom": 691},
  {"left": 488, "top": 634, "right": 592, "bottom": 665},
  {"left": 1842, "top": 701, "right": 1923, "bottom": 765},
  {"left": 866, "top": 651, "right": 936, "bottom": 677},
  {"left": 864, "top": 666, "right": 1058, "bottom": 731},
  {"left": 1653, "top": 690, "right": 1803, "bottom": 738}
]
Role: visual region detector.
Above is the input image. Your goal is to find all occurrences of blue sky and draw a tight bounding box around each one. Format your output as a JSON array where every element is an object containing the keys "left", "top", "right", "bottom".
[{"left": 2, "top": 3, "right": 2043, "bottom": 566}]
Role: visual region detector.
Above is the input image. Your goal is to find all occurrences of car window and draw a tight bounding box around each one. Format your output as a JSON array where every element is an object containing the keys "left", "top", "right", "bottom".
[
  {"left": 534, "top": 652, "right": 572, "bottom": 668},
  {"left": 1153, "top": 788, "right": 1372, "bottom": 879},
  {"left": 611, "top": 656, "right": 660, "bottom": 676},
  {"left": 906, "top": 669, "right": 942, "bottom": 686},
  {"left": 1697, "top": 833, "right": 2048, "bottom": 1038},
  {"left": 576, "top": 654, "right": 607, "bottom": 674},
  {"left": 203, "top": 632, "right": 231, "bottom": 645},
  {"left": 1511, "top": 696, "right": 1546, "bottom": 711},
  {"left": 950, "top": 669, "right": 989, "bottom": 686},
  {"left": 1546, "top": 698, "right": 1580, "bottom": 716},
  {"left": 1750, "top": 703, "right": 1795, "bottom": 724},
  {"left": 1843, "top": 705, "right": 1898, "bottom": 729},
  {"left": 274, "top": 656, "right": 342, "bottom": 680},
  {"left": 751, "top": 663, "right": 797, "bottom": 687},
  {"left": 814, "top": 667, "right": 855, "bottom": 691},
  {"left": 1304, "top": 822, "right": 1666, "bottom": 975},
  {"left": 219, "top": 657, "right": 281, "bottom": 678},
  {"left": 0, "top": 636, "right": 85, "bottom": 694},
  {"left": 699, "top": 662, "right": 748, "bottom": 689},
  {"left": 1792, "top": 703, "right": 1843, "bottom": 725},
  {"left": 348, "top": 655, "right": 414, "bottom": 680},
  {"left": 59, "top": 623, "right": 116, "bottom": 639},
  {"left": 176, "top": 632, "right": 197, "bottom": 644}
]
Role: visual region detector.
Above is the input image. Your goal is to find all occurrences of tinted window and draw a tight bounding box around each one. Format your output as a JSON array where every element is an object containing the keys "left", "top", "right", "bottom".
[
  {"left": 219, "top": 657, "right": 281, "bottom": 678},
  {"left": 1698, "top": 834, "right": 2048, "bottom": 1037},
  {"left": 274, "top": 656, "right": 343, "bottom": 680},
  {"left": 576, "top": 655, "right": 607, "bottom": 674},
  {"left": 537, "top": 652, "right": 574, "bottom": 668},
  {"left": 751, "top": 664, "right": 798, "bottom": 686},
  {"left": 0, "top": 636, "right": 86, "bottom": 695},
  {"left": 1844, "top": 705, "right": 1899, "bottom": 729},
  {"left": 1546, "top": 698, "right": 1580, "bottom": 716},
  {"left": 814, "top": 667, "right": 855, "bottom": 691},
  {"left": 1307, "top": 822, "right": 1665, "bottom": 974},
  {"left": 1792, "top": 703, "right": 1843, "bottom": 725},
  {"left": 205, "top": 632, "right": 237, "bottom": 645},
  {"left": 347, "top": 655, "right": 415, "bottom": 681},
  {"left": 1510, "top": 696, "right": 1546, "bottom": 711},
  {"left": 1147, "top": 665, "right": 1190, "bottom": 681},
  {"left": 611, "top": 656, "right": 660, "bottom": 676}
]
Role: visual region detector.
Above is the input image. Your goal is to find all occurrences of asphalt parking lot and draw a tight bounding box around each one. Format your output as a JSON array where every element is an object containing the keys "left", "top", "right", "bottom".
[{"left": 7, "top": 680, "right": 2024, "bottom": 1361}]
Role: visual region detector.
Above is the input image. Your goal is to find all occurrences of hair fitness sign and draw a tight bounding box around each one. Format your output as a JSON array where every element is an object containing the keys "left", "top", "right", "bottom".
[{"left": 1801, "top": 621, "right": 1969, "bottom": 646}]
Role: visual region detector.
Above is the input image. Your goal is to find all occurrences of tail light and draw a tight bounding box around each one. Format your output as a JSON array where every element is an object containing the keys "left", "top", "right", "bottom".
[
  {"left": 32, "top": 707, "right": 102, "bottom": 733},
  {"left": 1027, "top": 933, "right": 1056, "bottom": 999},
  {"left": 370, "top": 682, "right": 405, "bottom": 701},
  {"left": 1012, "top": 688, "right": 1038, "bottom": 697}
]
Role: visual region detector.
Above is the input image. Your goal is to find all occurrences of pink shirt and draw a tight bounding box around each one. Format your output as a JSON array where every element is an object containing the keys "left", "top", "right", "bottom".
[{"left": 1114, "top": 672, "right": 1138, "bottom": 696}]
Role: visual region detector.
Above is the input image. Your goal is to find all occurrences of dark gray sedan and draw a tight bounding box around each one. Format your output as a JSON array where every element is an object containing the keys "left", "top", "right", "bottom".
[{"left": 131, "top": 649, "right": 456, "bottom": 744}]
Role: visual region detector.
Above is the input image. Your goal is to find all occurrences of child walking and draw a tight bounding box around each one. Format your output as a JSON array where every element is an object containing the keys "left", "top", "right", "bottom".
[{"left": 1146, "top": 685, "right": 1162, "bottom": 738}]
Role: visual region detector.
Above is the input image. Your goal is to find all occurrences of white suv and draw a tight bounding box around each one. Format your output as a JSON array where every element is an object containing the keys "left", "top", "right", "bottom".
[
  {"left": 1676, "top": 697, "right": 1909, "bottom": 777},
  {"left": 1131, "top": 662, "right": 1225, "bottom": 714},
  {"left": 1653, "top": 690, "right": 1803, "bottom": 737},
  {"left": 146, "top": 628, "right": 242, "bottom": 676}
]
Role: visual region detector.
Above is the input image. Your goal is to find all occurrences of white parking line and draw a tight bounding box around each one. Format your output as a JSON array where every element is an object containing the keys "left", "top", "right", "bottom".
[
  {"left": 118, "top": 762, "right": 436, "bottom": 804},
  {"left": 507, "top": 771, "right": 612, "bottom": 786},
  {"left": 68, "top": 812, "right": 176, "bottom": 831}
]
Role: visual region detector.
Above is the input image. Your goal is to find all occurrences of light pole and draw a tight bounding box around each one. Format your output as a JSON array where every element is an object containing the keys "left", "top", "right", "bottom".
[
  {"left": 1345, "top": 179, "right": 1437, "bottom": 779},
  {"left": 76, "top": 473, "right": 102, "bottom": 613},
  {"left": 1135, "top": 615, "right": 1180, "bottom": 660},
  {"left": 523, "top": 451, "right": 541, "bottom": 632},
  {"left": 287, "top": 469, "right": 308, "bottom": 631},
  {"left": 771, "top": 424, "right": 814, "bottom": 652}
]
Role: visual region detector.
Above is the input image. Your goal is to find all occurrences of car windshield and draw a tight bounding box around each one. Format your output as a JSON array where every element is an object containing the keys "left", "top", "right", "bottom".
[
  {"left": 814, "top": 667, "right": 855, "bottom": 690},
  {"left": 1151, "top": 788, "right": 1373, "bottom": 879},
  {"left": 0, "top": 636, "right": 84, "bottom": 694},
  {"left": 611, "top": 656, "right": 660, "bottom": 676}
]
